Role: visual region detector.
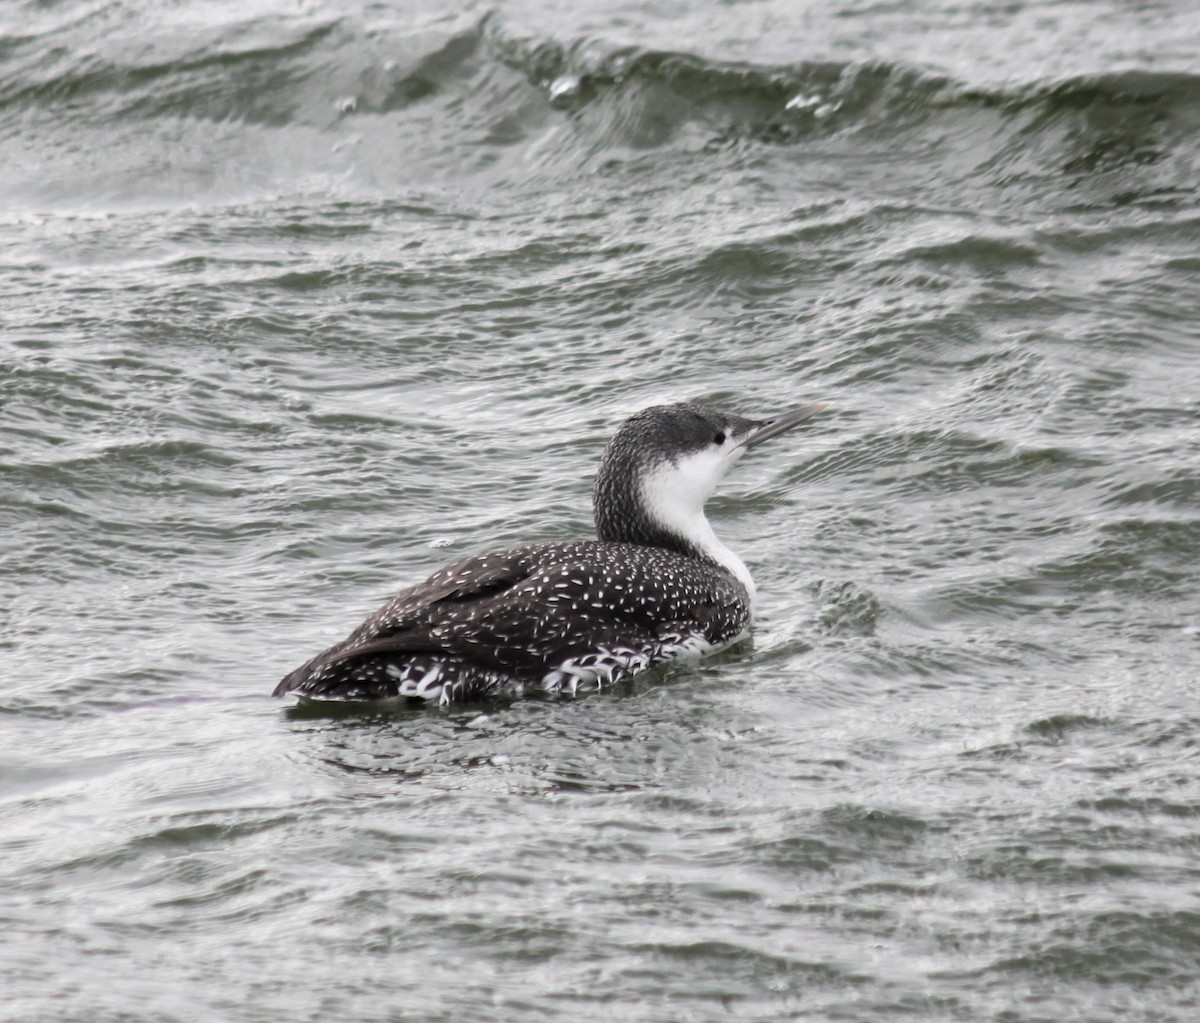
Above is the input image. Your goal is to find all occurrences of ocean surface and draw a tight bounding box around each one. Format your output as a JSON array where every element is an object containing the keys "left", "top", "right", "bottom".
[{"left": 3, "top": 1, "right": 1199, "bottom": 1020}]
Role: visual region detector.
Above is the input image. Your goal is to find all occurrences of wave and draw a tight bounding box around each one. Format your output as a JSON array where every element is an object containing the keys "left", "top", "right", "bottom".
[
  {"left": 480, "top": 21, "right": 1199, "bottom": 210},
  {"left": 485, "top": 18, "right": 1200, "bottom": 132},
  {"left": 2, "top": 8, "right": 1197, "bottom": 207},
  {"left": 7, "top": 8, "right": 1200, "bottom": 130}
]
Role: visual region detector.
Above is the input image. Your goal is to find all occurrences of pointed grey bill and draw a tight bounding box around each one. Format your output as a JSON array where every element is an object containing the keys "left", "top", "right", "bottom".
[{"left": 740, "top": 402, "right": 830, "bottom": 449}]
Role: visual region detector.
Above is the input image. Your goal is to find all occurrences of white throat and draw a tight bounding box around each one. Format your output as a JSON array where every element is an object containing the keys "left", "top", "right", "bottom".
[{"left": 639, "top": 449, "right": 757, "bottom": 605}]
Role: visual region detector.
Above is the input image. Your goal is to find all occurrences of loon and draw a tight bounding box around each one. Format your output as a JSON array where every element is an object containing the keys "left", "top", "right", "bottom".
[{"left": 274, "top": 400, "right": 827, "bottom": 705}]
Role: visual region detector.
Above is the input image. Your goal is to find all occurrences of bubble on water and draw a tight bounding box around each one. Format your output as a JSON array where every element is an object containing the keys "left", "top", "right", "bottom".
[
  {"left": 548, "top": 75, "right": 583, "bottom": 108},
  {"left": 785, "top": 92, "right": 840, "bottom": 118},
  {"left": 785, "top": 92, "right": 822, "bottom": 112}
]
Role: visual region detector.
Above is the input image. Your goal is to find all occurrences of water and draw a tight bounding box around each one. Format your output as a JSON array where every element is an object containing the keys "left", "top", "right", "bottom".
[{"left": 3, "top": 0, "right": 1199, "bottom": 1019}]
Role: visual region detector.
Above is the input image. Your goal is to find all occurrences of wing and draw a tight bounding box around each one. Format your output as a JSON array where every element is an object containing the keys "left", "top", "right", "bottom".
[
  {"left": 401, "top": 548, "right": 747, "bottom": 676},
  {"left": 274, "top": 541, "right": 750, "bottom": 700},
  {"left": 272, "top": 546, "right": 543, "bottom": 696}
]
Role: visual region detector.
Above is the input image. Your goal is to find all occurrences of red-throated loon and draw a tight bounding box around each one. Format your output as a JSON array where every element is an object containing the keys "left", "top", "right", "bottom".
[{"left": 274, "top": 400, "right": 827, "bottom": 705}]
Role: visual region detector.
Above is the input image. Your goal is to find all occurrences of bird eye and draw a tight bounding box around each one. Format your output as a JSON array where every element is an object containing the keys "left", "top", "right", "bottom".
[{"left": 713, "top": 431, "right": 726, "bottom": 445}]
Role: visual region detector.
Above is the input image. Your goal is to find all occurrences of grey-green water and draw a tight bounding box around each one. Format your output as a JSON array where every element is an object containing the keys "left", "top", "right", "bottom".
[{"left": 3, "top": 1, "right": 1200, "bottom": 1020}]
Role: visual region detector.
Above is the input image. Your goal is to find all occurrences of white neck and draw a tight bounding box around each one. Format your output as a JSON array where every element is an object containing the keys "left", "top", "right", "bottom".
[
  {"left": 639, "top": 454, "right": 757, "bottom": 605},
  {"left": 681, "top": 509, "right": 757, "bottom": 604}
]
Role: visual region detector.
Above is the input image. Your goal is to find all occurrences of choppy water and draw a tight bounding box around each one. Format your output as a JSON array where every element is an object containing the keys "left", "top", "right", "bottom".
[{"left": 3, "top": 1, "right": 1200, "bottom": 1020}]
